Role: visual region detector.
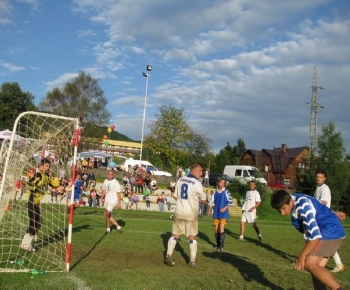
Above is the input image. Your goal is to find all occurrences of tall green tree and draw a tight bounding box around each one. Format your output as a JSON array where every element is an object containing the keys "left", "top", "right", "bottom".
[
  {"left": 317, "top": 121, "right": 350, "bottom": 208},
  {"left": 144, "top": 104, "right": 211, "bottom": 170},
  {"left": 38, "top": 71, "right": 110, "bottom": 131},
  {"left": 0, "top": 82, "right": 36, "bottom": 130}
]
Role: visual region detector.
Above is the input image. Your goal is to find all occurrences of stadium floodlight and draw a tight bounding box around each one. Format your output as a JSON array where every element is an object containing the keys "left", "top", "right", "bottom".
[{"left": 139, "top": 65, "right": 152, "bottom": 165}]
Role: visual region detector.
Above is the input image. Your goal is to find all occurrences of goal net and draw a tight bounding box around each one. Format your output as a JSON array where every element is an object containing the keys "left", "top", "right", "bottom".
[{"left": 0, "top": 111, "right": 79, "bottom": 273}]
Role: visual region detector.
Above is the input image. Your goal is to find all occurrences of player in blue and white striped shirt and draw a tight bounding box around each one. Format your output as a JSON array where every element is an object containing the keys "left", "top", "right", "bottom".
[{"left": 271, "top": 190, "right": 346, "bottom": 290}]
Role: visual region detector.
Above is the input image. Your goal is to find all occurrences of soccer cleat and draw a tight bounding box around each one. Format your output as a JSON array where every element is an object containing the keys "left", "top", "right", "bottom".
[
  {"left": 238, "top": 237, "right": 245, "bottom": 241},
  {"left": 330, "top": 264, "right": 345, "bottom": 273},
  {"left": 258, "top": 236, "right": 262, "bottom": 243},
  {"left": 216, "top": 247, "right": 224, "bottom": 252},
  {"left": 187, "top": 262, "right": 196, "bottom": 268},
  {"left": 117, "top": 226, "right": 122, "bottom": 233},
  {"left": 164, "top": 256, "right": 175, "bottom": 266}
]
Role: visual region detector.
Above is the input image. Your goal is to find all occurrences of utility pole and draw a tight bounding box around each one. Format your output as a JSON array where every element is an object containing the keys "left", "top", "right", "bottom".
[{"left": 307, "top": 67, "right": 325, "bottom": 156}]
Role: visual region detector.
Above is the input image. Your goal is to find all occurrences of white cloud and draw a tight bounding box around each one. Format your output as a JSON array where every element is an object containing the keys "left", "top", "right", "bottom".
[
  {"left": 0, "top": 60, "right": 25, "bottom": 72},
  {"left": 45, "top": 72, "right": 79, "bottom": 91}
]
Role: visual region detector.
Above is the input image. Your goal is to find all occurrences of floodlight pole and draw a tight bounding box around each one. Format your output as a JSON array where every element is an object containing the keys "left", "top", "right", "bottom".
[{"left": 140, "top": 65, "right": 152, "bottom": 166}]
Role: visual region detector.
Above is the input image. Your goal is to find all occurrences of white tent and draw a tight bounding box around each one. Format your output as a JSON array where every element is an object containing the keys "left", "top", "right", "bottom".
[{"left": 0, "top": 129, "right": 24, "bottom": 141}]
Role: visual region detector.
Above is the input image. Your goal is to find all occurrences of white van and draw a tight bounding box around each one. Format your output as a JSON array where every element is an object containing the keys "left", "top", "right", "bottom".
[
  {"left": 223, "top": 165, "right": 267, "bottom": 185},
  {"left": 123, "top": 158, "right": 172, "bottom": 177}
]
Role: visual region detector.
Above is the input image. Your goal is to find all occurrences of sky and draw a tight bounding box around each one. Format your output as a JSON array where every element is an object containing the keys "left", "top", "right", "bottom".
[{"left": 0, "top": 0, "right": 349, "bottom": 154}]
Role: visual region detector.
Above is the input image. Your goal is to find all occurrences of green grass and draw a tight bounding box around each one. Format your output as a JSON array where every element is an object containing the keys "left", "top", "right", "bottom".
[{"left": 1, "top": 207, "right": 349, "bottom": 290}]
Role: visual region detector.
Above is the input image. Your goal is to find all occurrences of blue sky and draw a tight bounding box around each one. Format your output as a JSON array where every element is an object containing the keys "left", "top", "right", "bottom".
[{"left": 1, "top": 0, "right": 349, "bottom": 153}]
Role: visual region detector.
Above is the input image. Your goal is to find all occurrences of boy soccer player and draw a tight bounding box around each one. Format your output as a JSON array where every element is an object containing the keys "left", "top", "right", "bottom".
[
  {"left": 239, "top": 181, "right": 262, "bottom": 242},
  {"left": 314, "top": 169, "right": 345, "bottom": 273},
  {"left": 164, "top": 164, "right": 207, "bottom": 268},
  {"left": 101, "top": 170, "right": 122, "bottom": 234},
  {"left": 21, "top": 159, "right": 60, "bottom": 252},
  {"left": 207, "top": 177, "right": 233, "bottom": 251},
  {"left": 271, "top": 190, "right": 346, "bottom": 290}
]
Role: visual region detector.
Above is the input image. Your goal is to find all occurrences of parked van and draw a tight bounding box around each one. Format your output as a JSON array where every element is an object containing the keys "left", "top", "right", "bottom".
[
  {"left": 223, "top": 165, "right": 267, "bottom": 185},
  {"left": 123, "top": 158, "right": 172, "bottom": 177}
]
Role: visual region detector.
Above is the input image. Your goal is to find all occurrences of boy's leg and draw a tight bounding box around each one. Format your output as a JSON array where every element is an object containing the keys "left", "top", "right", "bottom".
[
  {"left": 219, "top": 222, "right": 226, "bottom": 250},
  {"left": 305, "top": 255, "right": 341, "bottom": 290},
  {"left": 252, "top": 222, "right": 262, "bottom": 241},
  {"left": 239, "top": 221, "right": 245, "bottom": 240},
  {"left": 331, "top": 251, "right": 345, "bottom": 272},
  {"left": 189, "top": 238, "right": 197, "bottom": 264}
]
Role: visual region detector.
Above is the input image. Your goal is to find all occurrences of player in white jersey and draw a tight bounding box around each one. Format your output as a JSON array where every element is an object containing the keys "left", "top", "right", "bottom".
[
  {"left": 164, "top": 164, "right": 207, "bottom": 268},
  {"left": 314, "top": 169, "right": 345, "bottom": 273},
  {"left": 101, "top": 170, "right": 122, "bottom": 234},
  {"left": 239, "top": 181, "right": 262, "bottom": 242}
]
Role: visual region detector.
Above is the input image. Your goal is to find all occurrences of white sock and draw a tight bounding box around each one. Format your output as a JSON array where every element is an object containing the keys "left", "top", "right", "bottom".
[
  {"left": 117, "top": 226, "right": 121, "bottom": 230},
  {"left": 333, "top": 251, "right": 343, "bottom": 267},
  {"left": 106, "top": 228, "right": 110, "bottom": 233},
  {"left": 240, "top": 235, "right": 244, "bottom": 239},
  {"left": 189, "top": 240, "right": 197, "bottom": 263},
  {"left": 166, "top": 237, "right": 177, "bottom": 257}
]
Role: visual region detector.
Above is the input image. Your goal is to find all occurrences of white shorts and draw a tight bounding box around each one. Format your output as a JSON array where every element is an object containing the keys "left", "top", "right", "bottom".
[
  {"left": 241, "top": 210, "right": 256, "bottom": 223},
  {"left": 172, "top": 217, "right": 198, "bottom": 237},
  {"left": 105, "top": 201, "right": 118, "bottom": 212}
]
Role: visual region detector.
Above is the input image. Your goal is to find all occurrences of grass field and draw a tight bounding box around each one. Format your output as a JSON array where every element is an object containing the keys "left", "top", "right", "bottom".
[{"left": 0, "top": 207, "right": 349, "bottom": 290}]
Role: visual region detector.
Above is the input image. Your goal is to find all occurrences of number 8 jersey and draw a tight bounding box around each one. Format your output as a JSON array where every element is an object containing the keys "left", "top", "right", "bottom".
[{"left": 174, "top": 175, "right": 207, "bottom": 221}]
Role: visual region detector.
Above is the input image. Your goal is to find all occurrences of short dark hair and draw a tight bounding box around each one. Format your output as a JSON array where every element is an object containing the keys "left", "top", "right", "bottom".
[
  {"left": 315, "top": 169, "right": 327, "bottom": 177},
  {"left": 41, "top": 158, "right": 51, "bottom": 165},
  {"left": 270, "top": 189, "right": 292, "bottom": 210},
  {"left": 216, "top": 177, "right": 226, "bottom": 185}
]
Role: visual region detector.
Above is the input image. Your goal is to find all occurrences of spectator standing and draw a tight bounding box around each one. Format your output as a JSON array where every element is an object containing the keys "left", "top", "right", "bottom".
[
  {"left": 136, "top": 175, "right": 143, "bottom": 193},
  {"left": 169, "top": 179, "right": 176, "bottom": 194},
  {"left": 203, "top": 168, "right": 210, "bottom": 187},
  {"left": 164, "top": 164, "right": 207, "bottom": 268},
  {"left": 165, "top": 193, "right": 172, "bottom": 211},
  {"left": 239, "top": 181, "right": 262, "bottom": 242},
  {"left": 143, "top": 186, "right": 151, "bottom": 210},
  {"left": 314, "top": 169, "right": 345, "bottom": 273},
  {"left": 81, "top": 168, "right": 88, "bottom": 188},
  {"left": 87, "top": 169, "right": 96, "bottom": 189},
  {"left": 157, "top": 192, "right": 165, "bottom": 212},
  {"left": 129, "top": 174, "right": 136, "bottom": 192},
  {"left": 207, "top": 177, "right": 233, "bottom": 251},
  {"left": 90, "top": 186, "right": 97, "bottom": 207}
]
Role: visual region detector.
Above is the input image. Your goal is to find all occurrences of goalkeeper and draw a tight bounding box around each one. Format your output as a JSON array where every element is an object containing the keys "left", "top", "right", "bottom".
[{"left": 21, "top": 158, "right": 60, "bottom": 252}]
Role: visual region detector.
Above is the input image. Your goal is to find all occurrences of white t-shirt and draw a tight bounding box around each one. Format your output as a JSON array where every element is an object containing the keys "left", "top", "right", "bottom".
[
  {"left": 174, "top": 175, "right": 207, "bottom": 221},
  {"left": 102, "top": 178, "right": 121, "bottom": 203},
  {"left": 314, "top": 183, "right": 331, "bottom": 208},
  {"left": 242, "top": 190, "right": 261, "bottom": 212}
]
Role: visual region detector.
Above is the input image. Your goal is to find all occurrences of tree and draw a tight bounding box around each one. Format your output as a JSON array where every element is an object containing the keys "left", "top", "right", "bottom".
[
  {"left": 317, "top": 121, "right": 350, "bottom": 208},
  {"left": 0, "top": 82, "right": 36, "bottom": 130},
  {"left": 144, "top": 104, "right": 211, "bottom": 170},
  {"left": 232, "top": 138, "right": 246, "bottom": 164},
  {"left": 38, "top": 71, "right": 111, "bottom": 130},
  {"left": 297, "top": 121, "right": 350, "bottom": 212}
]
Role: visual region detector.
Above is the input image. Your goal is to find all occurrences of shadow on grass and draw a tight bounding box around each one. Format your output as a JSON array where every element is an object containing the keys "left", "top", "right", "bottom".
[
  {"left": 70, "top": 230, "right": 106, "bottom": 271},
  {"left": 225, "top": 228, "right": 296, "bottom": 263},
  {"left": 203, "top": 251, "right": 284, "bottom": 290},
  {"left": 160, "top": 232, "right": 191, "bottom": 264},
  {"left": 197, "top": 230, "right": 216, "bottom": 248}
]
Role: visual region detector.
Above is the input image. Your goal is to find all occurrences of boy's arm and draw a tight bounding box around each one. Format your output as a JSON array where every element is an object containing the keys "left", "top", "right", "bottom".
[
  {"left": 248, "top": 201, "right": 261, "bottom": 212},
  {"left": 117, "top": 192, "right": 122, "bottom": 209},
  {"left": 294, "top": 239, "right": 322, "bottom": 270}
]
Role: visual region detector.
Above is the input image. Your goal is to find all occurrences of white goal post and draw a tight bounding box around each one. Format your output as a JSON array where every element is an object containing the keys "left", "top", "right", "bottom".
[{"left": 0, "top": 111, "right": 79, "bottom": 273}]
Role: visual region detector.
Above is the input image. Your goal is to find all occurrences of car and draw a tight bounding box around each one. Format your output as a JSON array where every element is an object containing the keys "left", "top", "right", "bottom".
[
  {"left": 267, "top": 180, "right": 294, "bottom": 189},
  {"left": 209, "top": 173, "right": 233, "bottom": 186}
]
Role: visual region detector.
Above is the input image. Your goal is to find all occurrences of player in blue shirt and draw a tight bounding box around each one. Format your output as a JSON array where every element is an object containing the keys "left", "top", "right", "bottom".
[
  {"left": 208, "top": 177, "right": 233, "bottom": 251},
  {"left": 271, "top": 190, "right": 346, "bottom": 290}
]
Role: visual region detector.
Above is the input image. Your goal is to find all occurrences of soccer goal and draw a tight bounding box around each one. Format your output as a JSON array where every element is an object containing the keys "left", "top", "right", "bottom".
[{"left": 0, "top": 111, "right": 79, "bottom": 273}]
